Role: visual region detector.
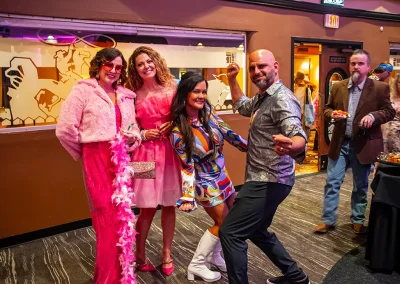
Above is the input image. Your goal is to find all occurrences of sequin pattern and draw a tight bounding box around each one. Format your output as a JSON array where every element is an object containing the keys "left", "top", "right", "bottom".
[{"left": 234, "top": 80, "right": 307, "bottom": 186}]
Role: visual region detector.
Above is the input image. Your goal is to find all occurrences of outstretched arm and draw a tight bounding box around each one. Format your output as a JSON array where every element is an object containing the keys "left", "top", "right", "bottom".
[{"left": 211, "top": 109, "right": 247, "bottom": 152}]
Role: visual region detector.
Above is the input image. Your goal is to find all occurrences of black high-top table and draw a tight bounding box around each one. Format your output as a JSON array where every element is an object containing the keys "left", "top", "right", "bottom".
[{"left": 366, "top": 163, "right": 400, "bottom": 272}]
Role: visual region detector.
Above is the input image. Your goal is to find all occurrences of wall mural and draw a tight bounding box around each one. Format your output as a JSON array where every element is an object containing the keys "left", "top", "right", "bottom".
[
  {"left": 0, "top": 29, "right": 239, "bottom": 128},
  {"left": 0, "top": 30, "right": 115, "bottom": 127},
  {"left": 207, "top": 74, "right": 231, "bottom": 109}
]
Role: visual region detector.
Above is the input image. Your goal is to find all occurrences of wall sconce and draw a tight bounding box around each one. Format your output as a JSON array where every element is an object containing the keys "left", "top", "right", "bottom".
[{"left": 45, "top": 35, "right": 57, "bottom": 44}]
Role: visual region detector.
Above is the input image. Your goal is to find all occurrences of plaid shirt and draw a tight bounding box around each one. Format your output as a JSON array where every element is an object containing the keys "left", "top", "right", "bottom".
[{"left": 345, "top": 79, "right": 366, "bottom": 138}]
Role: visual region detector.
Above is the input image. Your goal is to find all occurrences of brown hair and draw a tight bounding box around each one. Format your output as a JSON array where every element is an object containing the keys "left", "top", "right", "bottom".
[
  {"left": 89, "top": 48, "right": 127, "bottom": 87},
  {"left": 126, "top": 46, "right": 174, "bottom": 91},
  {"left": 351, "top": 49, "right": 371, "bottom": 65}
]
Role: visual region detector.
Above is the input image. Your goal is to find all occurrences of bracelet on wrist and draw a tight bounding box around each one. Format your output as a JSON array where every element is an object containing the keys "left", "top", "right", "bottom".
[{"left": 140, "top": 130, "right": 147, "bottom": 141}]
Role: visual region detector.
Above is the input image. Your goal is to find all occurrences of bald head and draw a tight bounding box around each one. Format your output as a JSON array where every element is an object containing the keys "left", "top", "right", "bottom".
[
  {"left": 248, "top": 49, "right": 279, "bottom": 92},
  {"left": 249, "top": 49, "right": 276, "bottom": 64}
]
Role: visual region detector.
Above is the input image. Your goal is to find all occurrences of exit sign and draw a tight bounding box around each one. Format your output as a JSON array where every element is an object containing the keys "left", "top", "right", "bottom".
[
  {"left": 324, "top": 14, "right": 340, "bottom": 29},
  {"left": 322, "top": 0, "right": 344, "bottom": 6}
]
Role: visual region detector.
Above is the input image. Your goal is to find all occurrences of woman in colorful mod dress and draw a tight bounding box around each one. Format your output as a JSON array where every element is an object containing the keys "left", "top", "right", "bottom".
[
  {"left": 170, "top": 72, "right": 247, "bottom": 282},
  {"left": 56, "top": 48, "right": 141, "bottom": 283},
  {"left": 126, "top": 46, "right": 181, "bottom": 275}
]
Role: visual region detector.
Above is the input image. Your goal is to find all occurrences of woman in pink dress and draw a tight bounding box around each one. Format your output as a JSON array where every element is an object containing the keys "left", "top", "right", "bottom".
[
  {"left": 56, "top": 48, "right": 141, "bottom": 283},
  {"left": 126, "top": 46, "right": 182, "bottom": 275}
]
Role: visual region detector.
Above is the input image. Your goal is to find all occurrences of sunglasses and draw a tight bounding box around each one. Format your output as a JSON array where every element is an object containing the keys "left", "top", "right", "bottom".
[{"left": 102, "top": 62, "right": 123, "bottom": 73}]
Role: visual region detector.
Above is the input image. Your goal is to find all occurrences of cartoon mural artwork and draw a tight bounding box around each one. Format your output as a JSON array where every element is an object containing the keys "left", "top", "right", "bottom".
[
  {"left": 1, "top": 57, "right": 77, "bottom": 126},
  {"left": 207, "top": 74, "right": 232, "bottom": 110},
  {"left": 0, "top": 28, "right": 240, "bottom": 127},
  {"left": 54, "top": 45, "right": 92, "bottom": 84},
  {"left": 0, "top": 31, "right": 115, "bottom": 127}
]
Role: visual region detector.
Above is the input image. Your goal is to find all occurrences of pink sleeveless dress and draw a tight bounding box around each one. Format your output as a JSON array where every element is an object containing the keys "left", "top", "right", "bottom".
[
  {"left": 81, "top": 105, "right": 122, "bottom": 283},
  {"left": 131, "top": 90, "right": 182, "bottom": 208}
]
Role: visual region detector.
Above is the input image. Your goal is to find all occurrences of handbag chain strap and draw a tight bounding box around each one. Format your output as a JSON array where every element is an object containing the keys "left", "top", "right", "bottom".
[{"left": 137, "top": 141, "right": 156, "bottom": 162}]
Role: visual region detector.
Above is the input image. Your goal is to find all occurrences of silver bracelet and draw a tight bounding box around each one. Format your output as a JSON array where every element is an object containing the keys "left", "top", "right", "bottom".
[{"left": 140, "top": 130, "right": 147, "bottom": 141}]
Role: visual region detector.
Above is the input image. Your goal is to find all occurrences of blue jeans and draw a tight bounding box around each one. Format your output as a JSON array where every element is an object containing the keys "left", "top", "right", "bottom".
[{"left": 323, "top": 140, "right": 371, "bottom": 225}]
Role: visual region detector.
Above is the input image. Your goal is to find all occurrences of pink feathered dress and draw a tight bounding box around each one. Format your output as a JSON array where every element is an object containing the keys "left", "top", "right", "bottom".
[
  {"left": 132, "top": 90, "right": 182, "bottom": 208},
  {"left": 82, "top": 106, "right": 122, "bottom": 284}
]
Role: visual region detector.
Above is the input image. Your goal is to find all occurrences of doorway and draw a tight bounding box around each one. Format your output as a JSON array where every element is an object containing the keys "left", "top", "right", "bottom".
[{"left": 291, "top": 38, "right": 363, "bottom": 175}]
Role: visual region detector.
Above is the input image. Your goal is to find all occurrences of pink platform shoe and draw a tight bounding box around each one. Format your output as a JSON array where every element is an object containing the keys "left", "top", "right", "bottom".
[
  {"left": 136, "top": 260, "right": 156, "bottom": 272},
  {"left": 162, "top": 259, "right": 174, "bottom": 276}
]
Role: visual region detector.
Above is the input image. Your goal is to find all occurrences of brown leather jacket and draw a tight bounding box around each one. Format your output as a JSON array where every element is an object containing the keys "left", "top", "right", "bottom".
[{"left": 324, "top": 78, "right": 395, "bottom": 164}]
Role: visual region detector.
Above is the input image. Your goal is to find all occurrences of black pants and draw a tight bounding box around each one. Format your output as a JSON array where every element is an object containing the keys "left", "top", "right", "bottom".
[{"left": 219, "top": 181, "right": 305, "bottom": 284}]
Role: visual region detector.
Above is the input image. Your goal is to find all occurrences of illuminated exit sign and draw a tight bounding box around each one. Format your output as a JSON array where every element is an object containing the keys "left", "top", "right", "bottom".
[
  {"left": 324, "top": 14, "right": 340, "bottom": 29},
  {"left": 322, "top": 0, "right": 344, "bottom": 6}
]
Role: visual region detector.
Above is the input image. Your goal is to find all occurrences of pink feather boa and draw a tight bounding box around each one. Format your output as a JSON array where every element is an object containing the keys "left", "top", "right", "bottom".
[{"left": 110, "top": 133, "right": 137, "bottom": 284}]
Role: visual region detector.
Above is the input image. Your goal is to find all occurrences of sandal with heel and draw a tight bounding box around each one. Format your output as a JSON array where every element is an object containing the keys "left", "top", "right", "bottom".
[
  {"left": 136, "top": 260, "right": 156, "bottom": 272},
  {"left": 162, "top": 259, "right": 174, "bottom": 276}
]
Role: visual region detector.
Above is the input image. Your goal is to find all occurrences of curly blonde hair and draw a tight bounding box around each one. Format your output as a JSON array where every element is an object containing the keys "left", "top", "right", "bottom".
[{"left": 126, "top": 46, "right": 174, "bottom": 91}]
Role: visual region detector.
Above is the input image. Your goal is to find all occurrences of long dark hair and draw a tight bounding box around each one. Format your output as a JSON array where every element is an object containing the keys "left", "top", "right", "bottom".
[
  {"left": 89, "top": 48, "right": 127, "bottom": 87},
  {"left": 171, "top": 72, "right": 214, "bottom": 161}
]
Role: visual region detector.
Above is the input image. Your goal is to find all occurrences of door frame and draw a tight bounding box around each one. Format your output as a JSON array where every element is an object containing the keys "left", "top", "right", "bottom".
[
  {"left": 290, "top": 37, "right": 363, "bottom": 91},
  {"left": 291, "top": 37, "right": 363, "bottom": 171}
]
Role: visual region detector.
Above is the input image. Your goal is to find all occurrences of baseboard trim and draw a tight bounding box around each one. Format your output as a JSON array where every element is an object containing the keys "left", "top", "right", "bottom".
[
  {"left": 0, "top": 207, "right": 144, "bottom": 249},
  {"left": 0, "top": 218, "right": 93, "bottom": 249}
]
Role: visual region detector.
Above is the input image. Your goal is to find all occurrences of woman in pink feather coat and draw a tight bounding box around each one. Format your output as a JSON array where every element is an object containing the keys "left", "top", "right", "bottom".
[{"left": 56, "top": 48, "right": 141, "bottom": 283}]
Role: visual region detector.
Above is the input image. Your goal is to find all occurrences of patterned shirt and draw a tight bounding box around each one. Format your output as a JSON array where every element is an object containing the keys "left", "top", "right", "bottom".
[
  {"left": 345, "top": 79, "right": 366, "bottom": 138},
  {"left": 234, "top": 80, "right": 306, "bottom": 187},
  {"left": 170, "top": 108, "right": 247, "bottom": 207}
]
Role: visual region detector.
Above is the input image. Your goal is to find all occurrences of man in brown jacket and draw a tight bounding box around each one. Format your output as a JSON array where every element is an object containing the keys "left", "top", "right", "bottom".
[{"left": 314, "top": 49, "right": 395, "bottom": 234}]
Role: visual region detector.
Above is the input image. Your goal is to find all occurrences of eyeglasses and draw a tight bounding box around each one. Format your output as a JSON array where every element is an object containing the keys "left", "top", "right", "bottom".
[{"left": 102, "top": 62, "right": 123, "bottom": 73}]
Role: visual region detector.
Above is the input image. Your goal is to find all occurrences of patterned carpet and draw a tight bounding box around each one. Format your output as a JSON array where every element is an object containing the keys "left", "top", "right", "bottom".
[{"left": 0, "top": 172, "right": 373, "bottom": 284}]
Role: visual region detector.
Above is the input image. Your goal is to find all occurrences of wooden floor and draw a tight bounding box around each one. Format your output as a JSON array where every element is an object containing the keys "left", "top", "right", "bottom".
[{"left": 0, "top": 172, "right": 371, "bottom": 284}]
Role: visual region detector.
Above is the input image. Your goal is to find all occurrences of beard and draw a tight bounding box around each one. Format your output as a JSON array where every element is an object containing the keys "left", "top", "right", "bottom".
[
  {"left": 254, "top": 78, "right": 268, "bottom": 90},
  {"left": 252, "top": 69, "right": 275, "bottom": 90},
  {"left": 351, "top": 71, "right": 360, "bottom": 83}
]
